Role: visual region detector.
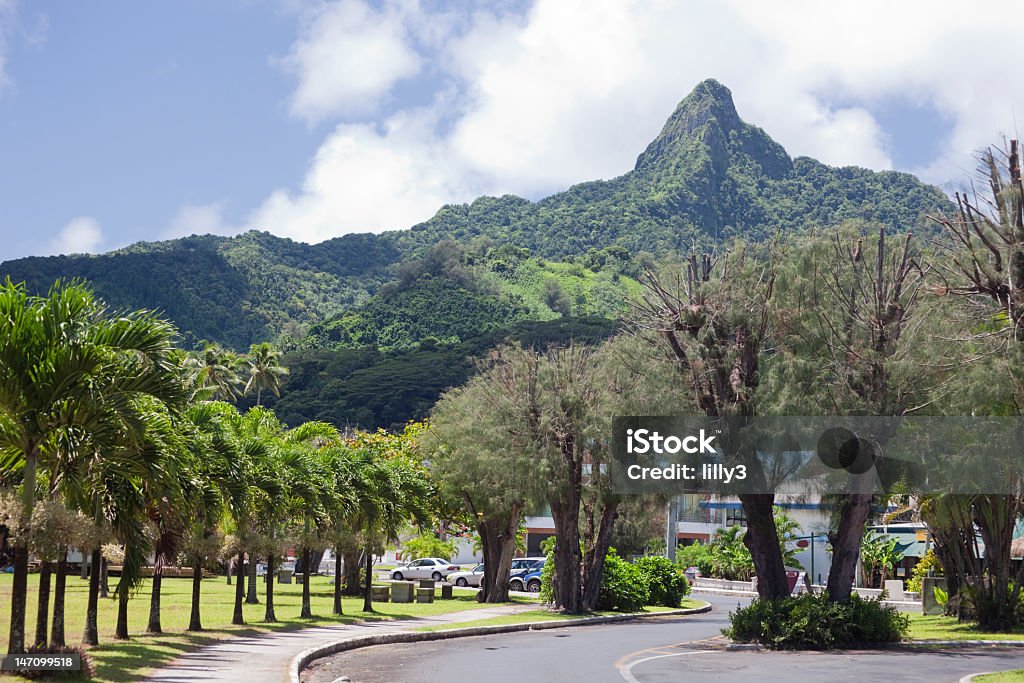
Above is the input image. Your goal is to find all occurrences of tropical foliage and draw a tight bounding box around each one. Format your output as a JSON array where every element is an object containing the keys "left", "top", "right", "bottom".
[{"left": 0, "top": 283, "right": 439, "bottom": 655}]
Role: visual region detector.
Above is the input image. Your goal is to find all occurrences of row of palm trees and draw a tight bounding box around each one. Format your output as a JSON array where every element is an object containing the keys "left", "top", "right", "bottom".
[{"left": 0, "top": 279, "right": 435, "bottom": 655}]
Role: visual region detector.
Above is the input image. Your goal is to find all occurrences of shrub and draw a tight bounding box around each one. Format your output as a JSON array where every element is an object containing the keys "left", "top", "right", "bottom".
[
  {"left": 724, "top": 592, "right": 909, "bottom": 649},
  {"left": 636, "top": 555, "right": 690, "bottom": 607},
  {"left": 539, "top": 538, "right": 555, "bottom": 603},
  {"left": 401, "top": 533, "right": 457, "bottom": 562},
  {"left": 16, "top": 645, "right": 94, "bottom": 680},
  {"left": 597, "top": 549, "right": 649, "bottom": 612},
  {"left": 906, "top": 549, "right": 942, "bottom": 594},
  {"left": 676, "top": 542, "right": 714, "bottom": 578}
]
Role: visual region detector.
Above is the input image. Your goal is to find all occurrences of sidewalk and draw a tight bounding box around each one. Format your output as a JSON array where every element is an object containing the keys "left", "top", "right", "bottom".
[{"left": 146, "top": 603, "right": 538, "bottom": 683}]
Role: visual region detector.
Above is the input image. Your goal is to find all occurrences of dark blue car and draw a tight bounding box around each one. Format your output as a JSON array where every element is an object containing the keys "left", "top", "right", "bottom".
[{"left": 509, "top": 559, "right": 545, "bottom": 592}]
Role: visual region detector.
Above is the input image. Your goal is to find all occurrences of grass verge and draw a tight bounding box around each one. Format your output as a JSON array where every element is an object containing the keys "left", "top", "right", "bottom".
[
  {"left": 906, "top": 614, "right": 1024, "bottom": 642},
  {"left": 0, "top": 572, "right": 533, "bottom": 682},
  {"left": 974, "top": 671, "right": 1024, "bottom": 682}
]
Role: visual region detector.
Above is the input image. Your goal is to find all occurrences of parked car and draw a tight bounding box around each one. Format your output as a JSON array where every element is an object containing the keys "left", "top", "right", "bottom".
[
  {"left": 510, "top": 557, "right": 545, "bottom": 575},
  {"left": 509, "top": 559, "right": 545, "bottom": 592},
  {"left": 447, "top": 563, "right": 485, "bottom": 587},
  {"left": 390, "top": 557, "right": 460, "bottom": 581}
]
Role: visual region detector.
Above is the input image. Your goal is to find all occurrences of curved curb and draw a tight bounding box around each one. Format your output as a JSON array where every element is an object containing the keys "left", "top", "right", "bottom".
[
  {"left": 722, "top": 639, "right": 1024, "bottom": 653},
  {"left": 958, "top": 671, "right": 1024, "bottom": 683},
  {"left": 904, "top": 640, "right": 1024, "bottom": 649},
  {"left": 289, "top": 603, "right": 712, "bottom": 683}
]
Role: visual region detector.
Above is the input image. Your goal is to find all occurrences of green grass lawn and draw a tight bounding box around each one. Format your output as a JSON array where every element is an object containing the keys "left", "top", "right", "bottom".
[
  {"left": 975, "top": 671, "right": 1024, "bottom": 682},
  {"left": 415, "top": 598, "right": 707, "bottom": 632},
  {"left": 907, "top": 614, "right": 1024, "bottom": 641},
  {"left": 0, "top": 572, "right": 526, "bottom": 682}
]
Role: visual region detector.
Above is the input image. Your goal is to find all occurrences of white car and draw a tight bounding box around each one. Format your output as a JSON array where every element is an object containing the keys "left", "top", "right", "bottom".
[
  {"left": 447, "top": 563, "right": 485, "bottom": 587},
  {"left": 390, "top": 557, "right": 460, "bottom": 581}
]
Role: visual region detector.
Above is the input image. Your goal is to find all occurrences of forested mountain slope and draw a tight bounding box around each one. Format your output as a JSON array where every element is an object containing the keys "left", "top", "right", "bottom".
[{"left": 0, "top": 79, "right": 952, "bottom": 349}]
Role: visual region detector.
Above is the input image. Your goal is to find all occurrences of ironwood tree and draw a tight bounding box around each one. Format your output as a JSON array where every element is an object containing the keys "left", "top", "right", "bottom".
[
  {"left": 927, "top": 139, "right": 1024, "bottom": 629},
  {"left": 630, "top": 244, "right": 791, "bottom": 599},
  {"left": 767, "top": 225, "right": 929, "bottom": 602}
]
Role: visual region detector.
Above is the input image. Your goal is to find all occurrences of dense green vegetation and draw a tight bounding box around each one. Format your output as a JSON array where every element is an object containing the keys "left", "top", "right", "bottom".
[
  {"left": 265, "top": 316, "right": 619, "bottom": 429},
  {"left": 0, "top": 80, "right": 951, "bottom": 352}
]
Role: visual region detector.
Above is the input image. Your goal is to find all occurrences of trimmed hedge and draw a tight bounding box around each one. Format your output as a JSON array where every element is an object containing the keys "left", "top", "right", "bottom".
[{"left": 724, "top": 592, "right": 909, "bottom": 649}]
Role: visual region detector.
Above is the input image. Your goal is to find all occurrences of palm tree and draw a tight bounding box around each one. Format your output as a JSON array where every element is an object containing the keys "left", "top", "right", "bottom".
[
  {"left": 180, "top": 401, "right": 244, "bottom": 631},
  {"left": 275, "top": 421, "right": 342, "bottom": 618},
  {"left": 245, "top": 342, "right": 289, "bottom": 407},
  {"left": 355, "top": 452, "right": 434, "bottom": 613},
  {"left": 225, "top": 407, "right": 286, "bottom": 611},
  {"left": 191, "top": 343, "right": 244, "bottom": 401},
  {"left": 0, "top": 279, "right": 183, "bottom": 654}
]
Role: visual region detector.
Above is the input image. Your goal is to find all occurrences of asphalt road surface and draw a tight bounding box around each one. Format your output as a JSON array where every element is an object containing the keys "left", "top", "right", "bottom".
[{"left": 302, "top": 593, "right": 1024, "bottom": 683}]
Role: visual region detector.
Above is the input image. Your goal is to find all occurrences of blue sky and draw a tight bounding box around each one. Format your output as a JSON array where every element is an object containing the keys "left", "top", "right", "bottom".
[{"left": 0, "top": 0, "right": 1019, "bottom": 260}]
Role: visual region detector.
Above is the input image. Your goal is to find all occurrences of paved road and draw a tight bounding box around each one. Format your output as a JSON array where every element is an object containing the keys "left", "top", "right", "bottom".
[
  {"left": 145, "top": 603, "right": 538, "bottom": 683},
  {"left": 302, "top": 593, "right": 1024, "bottom": 683}
]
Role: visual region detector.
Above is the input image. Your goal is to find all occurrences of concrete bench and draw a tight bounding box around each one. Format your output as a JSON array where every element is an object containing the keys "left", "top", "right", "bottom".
[
  {"left": 440, "top": 583, "right": 453, "bottom": 599},
  {"left": 391, "top": 581, "right": 415, "bottom": 603},
  {"left": 415, "top": 587, "right": 434, "bottom": 604},
  {"left": 371, "top": 585, "right": 391, "bottom": 602},
  {"left": 277, "top": 569, "right": 294, "bottom": 584}
]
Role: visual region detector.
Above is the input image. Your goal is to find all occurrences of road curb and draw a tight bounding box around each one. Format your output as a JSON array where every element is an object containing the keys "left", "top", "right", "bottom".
[
  {"left": 289, "top": 603, "right": 712, "bottom": 683},
  {"left": 723, "top": 639, "right": 1024, "bottom": 653},
  {"left": 904, "top": 640, "right": 1024, "bottom": 649}
]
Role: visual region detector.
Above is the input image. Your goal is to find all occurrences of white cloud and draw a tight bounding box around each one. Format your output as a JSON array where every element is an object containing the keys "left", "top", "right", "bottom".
[
  {"left": 255, "top": 0, "right": 1024, "bottom": 241},
  {"left": 280, "top": 0, "right": 423, "bottom": 122},
  {"left": 252, "top": 102, "right": 486, "bottom": 242},
  {"left": 161, "top": 202, "right": 237, "bottom": 240},
  {"left": 48, "top": 217, "right": 103, "bottom": 255}
]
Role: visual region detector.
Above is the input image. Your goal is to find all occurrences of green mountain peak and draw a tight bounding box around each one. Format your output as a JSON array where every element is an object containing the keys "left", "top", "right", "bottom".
[{"left": 634, "top": 78, "right": 791, "bottom": 179}]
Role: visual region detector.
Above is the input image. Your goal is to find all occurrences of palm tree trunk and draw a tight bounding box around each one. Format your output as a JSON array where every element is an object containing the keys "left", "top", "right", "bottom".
[
  {"left": 246, "top": 552, "right": 259, "bottom": 604},
  {"left": 147, "top": 571, "right": 163, "bottom": 633},
  {"left": 264, "top": 553, "right": 276, "bottom": 623},
  {"left": 83, "top": 548, "right": 101, "bottom": 646},
  {"left": 188, "top": 558, "right": 203, "bottom": 631},
  {"left": 51, "top": 549, "right": 67, "bottom": 646},
  {"left": 332, "top": 551, "right": 343, "bottom": 615},
  {"left": 99, "top": 557, "right": 109, "bottom": 598},
  {"left": 34, "top": 560, "right": 52, "bottom": 647},
  {"left": 362, "top": 548, "right": 373, "bottom": 613},
  {"left": 300, "top": 547, "right": 312, "bottom": 618},
  {"left": 8, "top": 545, "right": 29, "bottom": 654},
  {"left": 114, "top": 590, "right": 130, "bottom": 640},
  {"left": 8, "top": 447, "right": 38, "bottom": 655},
  {"left": 226, "top": 557, "right": 232, "bottom": 584},
  {"left": 232, "top": 551, "right": 245, "bottom": 625}
]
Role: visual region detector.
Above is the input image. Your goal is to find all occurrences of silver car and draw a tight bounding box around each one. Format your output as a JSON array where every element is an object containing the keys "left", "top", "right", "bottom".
[
  {"left": 390, "top": 557, "right": 459, "bottom": 581},
  {"left": 447, "top": 563, "right": 485, "bottom": 587}
]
